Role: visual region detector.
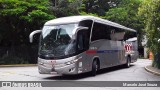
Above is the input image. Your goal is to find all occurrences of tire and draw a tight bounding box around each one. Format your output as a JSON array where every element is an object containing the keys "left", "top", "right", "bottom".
[
  {"left": 125, "top": 56, "right": 131, "bottom": 68},
  {"left": 91, "top": 60, "right": 98, "bottom": 76}
]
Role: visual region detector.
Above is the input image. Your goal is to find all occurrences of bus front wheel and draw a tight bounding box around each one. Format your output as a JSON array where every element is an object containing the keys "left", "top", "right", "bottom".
[{"left": 91, "top": 60, "right": 98, "bottom": 76}]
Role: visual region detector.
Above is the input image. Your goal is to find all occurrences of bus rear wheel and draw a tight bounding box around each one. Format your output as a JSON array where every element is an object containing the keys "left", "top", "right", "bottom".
[
  {"left": 125, "top": 56, "right": 131, "bottom": 68},
  {"left": 91, "top": 60, "right": 98, "bottom": 76}
]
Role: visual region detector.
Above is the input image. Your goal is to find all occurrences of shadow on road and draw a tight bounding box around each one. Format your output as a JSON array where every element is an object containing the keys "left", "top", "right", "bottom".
[{"left": 43, "top": 64, "right": 135, "bottom": 80}]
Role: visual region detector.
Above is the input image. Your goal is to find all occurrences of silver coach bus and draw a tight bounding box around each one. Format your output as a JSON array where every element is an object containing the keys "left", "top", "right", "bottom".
[{"left": 29, "top": 16, "right": 138, "bottom": 76}]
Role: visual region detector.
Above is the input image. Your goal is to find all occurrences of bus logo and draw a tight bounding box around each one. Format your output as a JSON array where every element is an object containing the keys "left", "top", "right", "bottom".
[
  {"left": 50, "top": 60, "right": 56, "bottom": 65},
  {"left": 125, "top": 43, "right": 132, "bottom": 52}
]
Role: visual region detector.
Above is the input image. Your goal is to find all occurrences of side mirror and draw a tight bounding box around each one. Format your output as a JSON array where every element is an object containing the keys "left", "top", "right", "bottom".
[{"left": 29, "top": 30, "right": 42, "bottom": 43}]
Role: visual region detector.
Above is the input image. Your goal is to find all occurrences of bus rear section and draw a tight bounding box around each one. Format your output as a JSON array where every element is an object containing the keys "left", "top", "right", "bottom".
[{"left": 85, "top": 21, "right": 138, "bottom": 71}]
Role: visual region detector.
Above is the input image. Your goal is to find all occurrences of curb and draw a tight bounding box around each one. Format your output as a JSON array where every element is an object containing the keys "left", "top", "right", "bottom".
[
  {"left": 145, "top": 66, "right": 160, "bottom": 76},
  {"left": 0, "top": 64, "right": 37, "bottom": 67}
]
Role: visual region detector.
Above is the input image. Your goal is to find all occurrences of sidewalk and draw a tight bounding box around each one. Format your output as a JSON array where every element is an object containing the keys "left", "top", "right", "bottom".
[
  {"left": 145, "top": 65, "right": 160, "bottom": 76},
  {"left": 0, "top": 64, "right": 37, "bottom": 67}
]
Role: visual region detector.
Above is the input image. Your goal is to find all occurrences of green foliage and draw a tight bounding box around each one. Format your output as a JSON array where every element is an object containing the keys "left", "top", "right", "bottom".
[
  {"left": 50, "top": 0, "right": 81, "bottom": 17},
  {"left": 152, "top": 59, "right": 160, "bottom": 69},
  {"left": 0, "top": 0, "right": 55, "bottom": 64},
  {"left": 105, "top": 8, "right": 128, "bottom": 23},
  {"left": 81, "top": 0, "right": 119, "bottom": 16},
  {"left": 105, "top": 0, "right": 143, "bottom": 29},
  {"left": 0, "top": 0, "right": 55, "bottom": 45},
  {"left": 139, "top": 0, "right": 160, "bottom": 53},
  {"left": 138, "top": 0, "right": 160, "bottom": 68},
  {"left": 0, "top": 54, "right": 29, "bottom": 65},
  {"left": 0, "top": 0, "right": 154, "bottom": 65},
  {"left": 80, "top": 11, "right": 99, "bottom": 17},
  {"left": 105, "top": 0, "right": 144, "bottom": 46}
]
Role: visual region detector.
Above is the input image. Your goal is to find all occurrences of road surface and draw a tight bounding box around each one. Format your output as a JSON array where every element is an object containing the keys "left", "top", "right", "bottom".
[{"left": 0, "top": 59, "right": 160, "bottom": 90}]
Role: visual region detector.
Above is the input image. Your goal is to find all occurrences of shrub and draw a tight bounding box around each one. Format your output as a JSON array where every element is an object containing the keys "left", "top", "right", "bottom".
[{"left": 0, "top": 54, "right": 29, "bottom": 65}]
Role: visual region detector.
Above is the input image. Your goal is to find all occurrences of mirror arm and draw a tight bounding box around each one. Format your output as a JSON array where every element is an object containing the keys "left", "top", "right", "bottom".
[
  {"left": 75, "top": 26, "right": 88, "bottom": 35},
  {"left": 29, "top": 30, "right": 42, "bottom": 43}
]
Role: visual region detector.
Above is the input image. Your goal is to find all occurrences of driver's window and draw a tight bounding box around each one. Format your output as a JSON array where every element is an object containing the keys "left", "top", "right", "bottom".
[
  {"left": 77, "top": 30, "right": 84, "bottom": 51},
  {"left": 77, "top": 30, "right": 89, "bottom": 52},
  {"left": 78, "top": 33, "right": 84, "bottom": 50}
]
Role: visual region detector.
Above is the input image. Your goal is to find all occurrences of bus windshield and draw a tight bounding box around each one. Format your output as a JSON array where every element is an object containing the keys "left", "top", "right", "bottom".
[{"left": 39, "top": 24, "right": 78, "bottom": 59}]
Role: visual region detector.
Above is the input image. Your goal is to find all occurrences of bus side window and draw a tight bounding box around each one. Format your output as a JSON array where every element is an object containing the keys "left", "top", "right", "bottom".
[
  {"left": 124, "top": 31, "right": 137, "bottom": 41},
  {"left": 110, "top": 27, "right": 125, "bottom": 41},
  {"left": 78, "top": 33, "right": 84, "bottom": 51},
  {"left": 77, "top": 30, "right": 89, "bottom": 53},
  {"left": 91, "top": 22, "right": 111, "bottom": 41},
  {"left": 79, "top": 20, "right": 92, "bottom": 41}
]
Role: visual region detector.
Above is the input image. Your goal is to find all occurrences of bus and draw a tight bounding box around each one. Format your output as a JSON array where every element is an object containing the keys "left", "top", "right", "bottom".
[{"left": 29, "top": 16, "right": 138, "bottom": 76}]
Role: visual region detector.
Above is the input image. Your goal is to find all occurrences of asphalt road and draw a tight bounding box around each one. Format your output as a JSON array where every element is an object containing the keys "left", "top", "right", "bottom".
[{"left": 0, "top": 59, "right": 160, "bottom": 90}]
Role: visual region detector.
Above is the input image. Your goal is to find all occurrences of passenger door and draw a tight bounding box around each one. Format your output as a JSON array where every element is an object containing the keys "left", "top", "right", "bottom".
[{"left": 77, "top": 30, "right": 90, "bottom": 72}]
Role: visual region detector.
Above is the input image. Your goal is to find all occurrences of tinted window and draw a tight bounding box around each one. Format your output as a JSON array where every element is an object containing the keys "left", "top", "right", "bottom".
[
  {"left": 124, "top": 30, "right": 137, "bottom": 40},
  {"left": 79, "top": 20, "right": 92, "bottom": 40},
  {"left": 77, "top": 30, "right": 89, "bottom": 53},
  {"left": 91, "top": 22, "right": 137, "bottom": 42},
  {"left": 91, "top": 22, "right": 111, "bottom": 41},
  {"left": 110, "top": 27, "right": 126, "bottom": 41},
  {"left": 110, "top": 27, "right": 137, "bottom": 41}
]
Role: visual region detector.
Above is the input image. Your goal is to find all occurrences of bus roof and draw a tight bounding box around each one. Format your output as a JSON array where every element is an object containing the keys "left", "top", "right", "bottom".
[{"left": 45, "top": 15, "right": 136, "bottom": 32}]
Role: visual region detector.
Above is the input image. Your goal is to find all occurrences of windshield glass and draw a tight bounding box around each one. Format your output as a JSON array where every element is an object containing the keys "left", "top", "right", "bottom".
[{"left": 39, "top": 24, "right": 78, "bottom": 59}]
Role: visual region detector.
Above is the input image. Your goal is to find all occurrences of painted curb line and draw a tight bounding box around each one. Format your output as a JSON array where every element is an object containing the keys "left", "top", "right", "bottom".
[
  {"left": 0, "top": 64, "right": 37, "bottom": 67},
  {"left": 145, "top": 66, "right": 160, "bottom": 76}
]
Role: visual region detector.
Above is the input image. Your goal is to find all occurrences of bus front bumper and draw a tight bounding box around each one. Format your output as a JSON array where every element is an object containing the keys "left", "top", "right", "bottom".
[{"left": 38, "top": 63, "right": 78, "bottom": 75}]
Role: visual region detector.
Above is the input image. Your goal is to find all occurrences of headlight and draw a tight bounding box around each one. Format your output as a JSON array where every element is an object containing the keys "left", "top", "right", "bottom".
[{"left": 65, "top": 59, "right": 78, "bottom": 65}]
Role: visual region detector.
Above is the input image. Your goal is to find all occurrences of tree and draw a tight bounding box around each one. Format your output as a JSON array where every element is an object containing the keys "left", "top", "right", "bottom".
[
  {"left": 0, "top": 0, "right": 55, "bottom": 63},
  {"left": 50, "top": 0, "right": 81, "bottom": 17},
  {"left": 105, "top": 0, "right": 144, "bottom": 47},
  {"left": 138, "top": 0, "right": 160, "bottom": 68},
  {"left": 0, "top": 0, "right": 54, "bottom": 46},
  {"left": 81, "top": 0, "right": 119, "bottom": 16}
]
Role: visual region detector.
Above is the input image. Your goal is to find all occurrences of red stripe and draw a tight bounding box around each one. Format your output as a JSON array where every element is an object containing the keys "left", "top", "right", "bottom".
[{"left": 86, "top": 50, "right": 97, "bottom": 54}]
